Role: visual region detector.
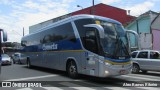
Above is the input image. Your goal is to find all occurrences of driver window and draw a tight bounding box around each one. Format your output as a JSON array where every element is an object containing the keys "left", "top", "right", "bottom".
[{"left": 85, "top": 29, "right": 98, "bottom": 54}]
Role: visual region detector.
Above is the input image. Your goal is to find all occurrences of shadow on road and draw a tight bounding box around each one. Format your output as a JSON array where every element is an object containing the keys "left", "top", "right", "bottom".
[
  {"left": 133, "top": 71, "right": 160, "bottom": 77},
  {"left": 22, "top": 65, "right": 135, "bottom": 87}
]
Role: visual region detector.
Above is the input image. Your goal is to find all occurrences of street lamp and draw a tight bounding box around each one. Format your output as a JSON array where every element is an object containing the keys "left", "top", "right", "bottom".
[{"left": 77, "top": 5, "right": 83, "bottom": 10}]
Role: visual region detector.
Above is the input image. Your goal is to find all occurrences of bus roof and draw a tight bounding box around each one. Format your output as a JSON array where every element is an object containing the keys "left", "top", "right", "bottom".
[{"left": 23, "top": 14, "right": 121, "bottom": 38}]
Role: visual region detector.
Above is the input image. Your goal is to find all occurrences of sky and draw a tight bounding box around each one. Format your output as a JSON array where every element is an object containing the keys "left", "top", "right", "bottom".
[{"left": 0, "top": 0, "right": 160, "bottom": 42}]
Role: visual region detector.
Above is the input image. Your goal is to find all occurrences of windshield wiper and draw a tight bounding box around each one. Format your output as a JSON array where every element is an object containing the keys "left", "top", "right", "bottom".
[
  {"left": 113, "top": 35, "right": 130, "bottom": 58},
  {"left": 112, "top": 36, "right": 120, "bottom": 58},
  {"left": 104, "top": 52, "right": 113, "bottom": 57},
  {"left": 118, "top": 37, "right": 130, "bottom": 57}
]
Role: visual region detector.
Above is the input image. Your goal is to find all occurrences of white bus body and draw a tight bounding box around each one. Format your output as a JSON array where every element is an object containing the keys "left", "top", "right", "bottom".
[{"left": 21, "top": 15, "right": 132, "bottom": 78}]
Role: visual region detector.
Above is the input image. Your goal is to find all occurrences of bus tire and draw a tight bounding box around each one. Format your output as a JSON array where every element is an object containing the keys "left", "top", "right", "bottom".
[
  {"left": 132, "top": 64, "right": 140, "bottom": 74},
  {"left": 27, "top": 59, "right": 32, "bottom": 68},
  {"left": 67, "top": 60, "right": 78, "bottom": 79}
]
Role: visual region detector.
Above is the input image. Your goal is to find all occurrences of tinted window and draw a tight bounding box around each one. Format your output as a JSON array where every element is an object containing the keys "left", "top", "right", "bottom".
[
  {"left": 137, "top": 52, "right": 148, "bottom": 58},
  {"left": 85, "top": 30, "right": 98, "bottom": 53},
  {"left": 150, "top": 52, "right": 160, "bottom": 59},
  {"left": 131, "top": 52, "right": 138, "bottom": 58},
  {"left": 74, "top": 19, "right": 94, "bottom": 46},
  {"left": 23, "top": 23, "right": 76, "bottom": 46},
  {"left": 41, "top": 23, "right": 76, "bottom": 44}
]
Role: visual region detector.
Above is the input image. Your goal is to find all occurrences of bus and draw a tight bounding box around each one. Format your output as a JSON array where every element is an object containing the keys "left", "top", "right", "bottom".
[
  {"left": 21, "top": 14, "right": 138, "bottom": 78},
  {"left": 0, "top": 29, "right": 8, "bottom": 73}
]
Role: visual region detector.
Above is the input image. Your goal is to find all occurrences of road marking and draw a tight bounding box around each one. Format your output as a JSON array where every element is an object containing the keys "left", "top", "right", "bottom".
[
  {"left": 60, "top": 82, "right": 96, "bottom": 90},
  {"left": 120, "top": 75, "right": 160, "bottom": 81},
  {"left": 136, "top": 87, "right": 159, "bottom": 90},
  {"left": 4, "top": 75, "right": 58, "bottom": 81},
  {"left": 42, "top": 87, "right": 63, "bottom": 90},
  {"left": 130, "top": 74, "right": 160, "bottom": 79},
  {"left": 105, "top": 87, "right": 130, "bottom": 90},
  {"left": 73, "top": 79, "right": 101, "bottom": 87},
  {"left": 16, "top": 88, "right": 33, "bottom": 90}
]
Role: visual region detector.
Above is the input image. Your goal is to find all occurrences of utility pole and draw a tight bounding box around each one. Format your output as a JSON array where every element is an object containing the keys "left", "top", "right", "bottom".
[
  {"left": 0, "top": 29, "right": 2, "bottom": 55},
  {"left": 136, "top": 20, "right": 139, "bottom": 34},
  {"left": 92, "top": 0, "right": 95, "bottom": 15},
  {"left": 23, "top": 27, "right": 24, "bottom": 36}
]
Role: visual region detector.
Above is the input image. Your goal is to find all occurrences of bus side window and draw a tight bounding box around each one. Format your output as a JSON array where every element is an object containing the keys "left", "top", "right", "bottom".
[{"left": 85, "top": 29, "right": 98, "bottom": 53}]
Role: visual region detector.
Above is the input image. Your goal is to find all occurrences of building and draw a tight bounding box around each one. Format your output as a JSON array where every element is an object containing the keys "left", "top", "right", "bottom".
[
  {"left": 151, "top": 13, "right": 160, "bottom": 50},
  {"left": 29, "top": 3, "right": 135, "bottom": 34},
  {"left": 72, "top": 3, "right": 135, "bottom": 26},
  {"left": 126, "top": 10, "right": 159, "bottom": 50}
]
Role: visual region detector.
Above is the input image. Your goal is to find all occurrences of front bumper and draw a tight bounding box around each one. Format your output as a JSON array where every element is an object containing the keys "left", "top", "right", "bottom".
[
  {"left": 99, "top": 61, "right": 132, "bottom": 77},
  {"left": 1, "top": 61, "right": 12, "bottom": 65}
]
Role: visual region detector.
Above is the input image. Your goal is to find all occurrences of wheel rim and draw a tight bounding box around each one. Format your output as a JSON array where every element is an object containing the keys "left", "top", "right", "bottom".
[
  {"left": 132, "top": 65, "right": 139, "bottom": 73},
  {"left": 70, "top": 66, "right": 76, "bottom": 74},
  {"left": 69, "top": 62, "right": 77, "bottom": 75}
]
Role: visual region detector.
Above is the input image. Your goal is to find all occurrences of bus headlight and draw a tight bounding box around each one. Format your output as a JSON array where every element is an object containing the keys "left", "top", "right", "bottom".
[
  {"left": 105, "top": 70, "right": 109, "bottom": 74},
  {"left": 105, "top": 62, "right": 111, "bottom": 66},
  {"left": 131, "top": 61, "right": 133, "bottom": 64},
  {"left": 98, "top": 59, "right": 104, "bottom": 63}
]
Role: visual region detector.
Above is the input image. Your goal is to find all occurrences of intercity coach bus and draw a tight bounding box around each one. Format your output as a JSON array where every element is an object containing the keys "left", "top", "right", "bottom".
[{"left": 21, "top": 14, "right": 138, "bottom": 78}]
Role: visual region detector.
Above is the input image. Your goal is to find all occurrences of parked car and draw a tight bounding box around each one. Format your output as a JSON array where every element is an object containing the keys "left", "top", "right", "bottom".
[
  {"left": 12, "top": 53, "right": 27, "bottom": 64},
  {"left": 131, "top": 50, "right": 160, "bottom": 73},
  {"left": 1, "top": 54, "right": 12, "bottom": 65}
]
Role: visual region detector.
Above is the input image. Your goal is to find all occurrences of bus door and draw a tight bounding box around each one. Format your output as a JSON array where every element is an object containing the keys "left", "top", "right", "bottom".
[{"left": 84, "top": 29, "right": 99, "bottom": 76}]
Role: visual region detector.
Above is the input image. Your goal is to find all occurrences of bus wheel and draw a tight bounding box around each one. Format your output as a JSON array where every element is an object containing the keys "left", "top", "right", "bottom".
[
  {"left": 67, "top": 61, "right": 78, "bottom": 79},
  {"left": 132, "top": 64, "right": 140, "bottom": 74},
  {"left": 27, "top": 59, "right": 32, "bottom": 68}
]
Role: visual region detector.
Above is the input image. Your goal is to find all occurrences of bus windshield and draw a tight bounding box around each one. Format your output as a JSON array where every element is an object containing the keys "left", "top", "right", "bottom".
[{"left": 97, "top": 20, "right": 130, "bottom": 59}]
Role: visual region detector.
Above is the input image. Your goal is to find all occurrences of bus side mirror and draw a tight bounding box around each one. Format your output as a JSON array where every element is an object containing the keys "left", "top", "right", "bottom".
[
  {"left": 126, "top": 30, "right": 140, "bottom": 50},
  {"left": 84, "top": 24, "right": 105, "bottom": 38},
  {"left": 0, "top": 29, "right": 7, "bottom": 42}
]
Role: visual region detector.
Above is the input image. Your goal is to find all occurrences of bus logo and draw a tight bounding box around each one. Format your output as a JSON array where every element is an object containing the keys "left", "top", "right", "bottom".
[{"left": 42, "top": 43, "right": 58, "bottom": 51}]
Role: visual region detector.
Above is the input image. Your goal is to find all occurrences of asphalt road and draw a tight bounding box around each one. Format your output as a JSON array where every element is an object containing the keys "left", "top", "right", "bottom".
[{"left": 0, "top": 64, "right": 160, "bottom": 90}]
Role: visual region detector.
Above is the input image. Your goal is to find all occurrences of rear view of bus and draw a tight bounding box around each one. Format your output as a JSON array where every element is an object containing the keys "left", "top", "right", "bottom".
[{"left": 21, "top": 15, "right": 136, "bottom": 78}]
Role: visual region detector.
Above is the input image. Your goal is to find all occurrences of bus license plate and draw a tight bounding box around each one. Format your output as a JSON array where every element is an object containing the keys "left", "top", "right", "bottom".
[{"left": 119, "top": 70, "right": 126, "bottom": 74}]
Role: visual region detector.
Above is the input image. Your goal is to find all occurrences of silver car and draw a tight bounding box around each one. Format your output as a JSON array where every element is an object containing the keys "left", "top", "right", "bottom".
[
  {"left": 131, "top": 50, "right": 160, "bottom": 73},
  {"left": 12, "top": 53, "right": 27, "bottom": 64},
  {"left": 1, "top": 54, "right": 12, "bottom": 65}
]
